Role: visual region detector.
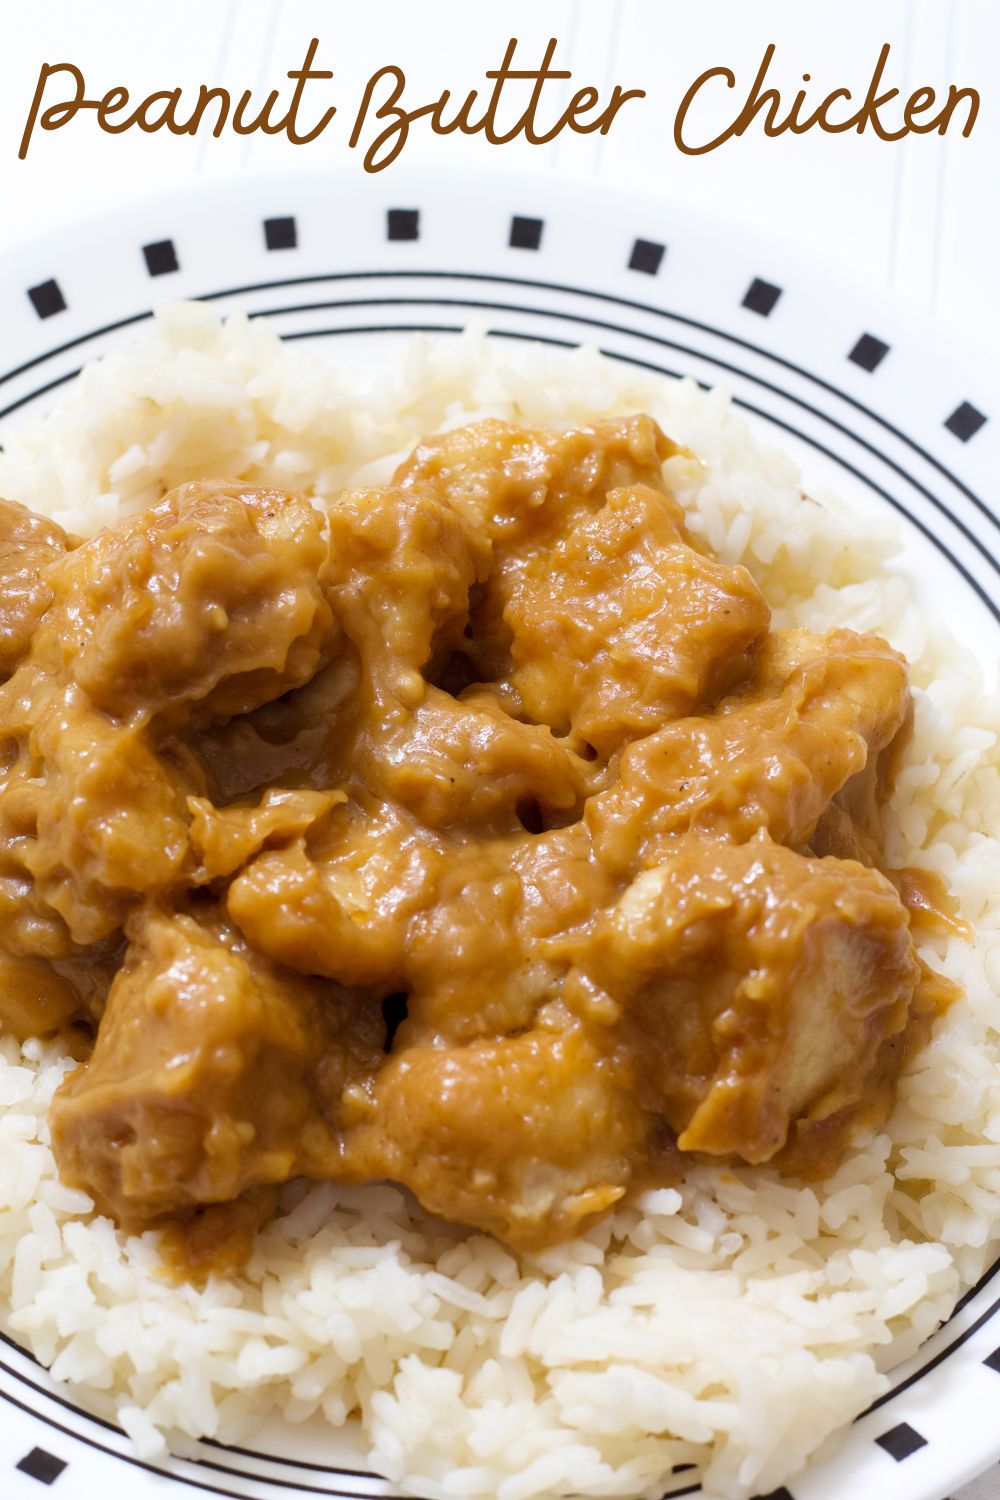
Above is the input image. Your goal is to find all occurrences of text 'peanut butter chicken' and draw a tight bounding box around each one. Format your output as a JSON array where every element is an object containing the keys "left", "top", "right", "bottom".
[{"left": 0, "top": 417, "right": 945, "bottom": 1259}]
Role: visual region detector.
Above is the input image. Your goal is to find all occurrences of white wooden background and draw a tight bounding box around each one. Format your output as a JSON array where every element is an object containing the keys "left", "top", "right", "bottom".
[
  {"left": 0, "top": 4, "right": 997, "bottom": 1497},
  {"left": 0, "top": 0, "right": 997, "bottom": 354}
]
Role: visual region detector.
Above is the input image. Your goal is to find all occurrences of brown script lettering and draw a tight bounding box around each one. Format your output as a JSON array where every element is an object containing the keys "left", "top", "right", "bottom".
[
  {"left": 674, "top": 42, "right": 980, "bottom": 154},
  {"left": 19, "top": 38, "right": 337, "bottom": 159},
  {"left": 349, "top": 39, "right": 645, "bottom": 172}
]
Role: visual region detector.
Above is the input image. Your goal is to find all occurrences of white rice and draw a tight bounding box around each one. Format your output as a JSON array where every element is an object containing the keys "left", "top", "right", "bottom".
[{"left": 0, "top": 304, "right": 998, "bottom": 1500}]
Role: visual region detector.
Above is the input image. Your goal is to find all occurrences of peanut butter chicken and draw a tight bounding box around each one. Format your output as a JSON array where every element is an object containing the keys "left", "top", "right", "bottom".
[{"left": 0, "top": 416, "right": 944, "bottom": 1258}]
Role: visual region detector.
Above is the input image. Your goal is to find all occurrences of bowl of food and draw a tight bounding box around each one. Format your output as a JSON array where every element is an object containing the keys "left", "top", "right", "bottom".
[{"left": 0, "top": 169, "right": 996, "bottom": 1500}]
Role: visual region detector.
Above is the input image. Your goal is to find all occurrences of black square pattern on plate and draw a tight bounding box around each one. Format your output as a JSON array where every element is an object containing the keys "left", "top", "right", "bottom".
[
  {"left": 509, "top": 215, "right": 543, "bottom": 251},
  {"left": 848, "top": 333, "right": 890, "bottom": 372},
  {"left": 28, "top": 280, "right": 66, "bottom": 319},
  {"left": 143, "top": 239, "right": 179, "bottom": 277},
  {"left": 753, "top": 1488, "right": 795, "bottom": 1500},
  {"left": 263, "top": 216, "right": 297, "bottom": 251},
  {"left": 945, "top": 401, "right": 988, "bottom": 442},
  {"left": 16, "top": 1447, "right": 67, "bottom": 1484},
  {"left": 742, "top": 277, "right": 782, "bottom": 316},
  {"left": 387, "top": 208, "right": 420, "bottom": 241},
  {"left": 875, "top": 1421, "right": 928, "bottom": 1461},
  {"left": 983, "top": 1344, "right": 1000, "bottom": 1373},
  {"left": 629, "top": 238, "right": 666, "bottom": 275}
]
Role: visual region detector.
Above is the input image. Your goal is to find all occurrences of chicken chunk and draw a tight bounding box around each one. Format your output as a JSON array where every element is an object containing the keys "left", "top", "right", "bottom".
[
  {"left": 17, "top": 694, "right": 194, "bottom": 945},
  {"left": 396, "top": 416, "right": 675, "bottom": 681},
  {"left": 576, "top": 837, "right": 919, "bottom": 1165},
  {"left": 360, "top": 684, "right": 598, "bottom": 832},
  {"left": 396, "top": 414, "right": 673, "bottom": 545},
  {"left": 0, "top": 944, "right": 119, "bottom": 1040},
  {"left": 343, "top": 1016, "right": 648, "bottom": 1250},
  {"left": 325, "top": 484, "right": 490, "bottom": 688},
  {"left": 502, "top": 484, "right": 769, "bottom": 751},
  {"left": 0, "top": 954, "right": 93, "bottom": 1039},
  {"left": 587, "top": 628, "right": 911, "bottom": 873},
  {"left": 192, "top": 655, "right": 363, "bottom": 805},
  {"left": 50, "top": 908, "right": 383, "bottom": 1224},
  {"left": 188, "top": 787, "right": 347, "bottom": 883},
  {"left": 0, "top": 499, "right": 74, "bottom": 680},
  {"left": 810, "top": 690, "right": 913, "bottom": 866},
  {"left": 0, "top": 483, "right": 338, "bottom": 950},
  {"left": 31, "top": 480, "right": 336, "bottom": 726},
  {"left": 399, "top": 831, "right": 586, "bottom": 1043},
  {"left": 227, "top": 800, "right": 447, "bottom": 988}
]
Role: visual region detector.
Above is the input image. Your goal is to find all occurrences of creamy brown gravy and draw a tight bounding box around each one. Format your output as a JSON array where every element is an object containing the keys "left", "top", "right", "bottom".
[
  {"left": 897, "top": 866, "right": 973, "bottom": 942},
  {"left": 0, "top": 416, "right": 960, "bottom": 1266}
]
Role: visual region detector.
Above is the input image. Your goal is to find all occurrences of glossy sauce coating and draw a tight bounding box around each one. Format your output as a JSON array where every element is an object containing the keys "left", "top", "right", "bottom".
[{"left": 0, "top": 417, "right": 951, "bottom": 1259}]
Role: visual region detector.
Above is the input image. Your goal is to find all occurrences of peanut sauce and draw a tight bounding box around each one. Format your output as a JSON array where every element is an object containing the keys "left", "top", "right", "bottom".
[{"left": 0, "top": 417, "right": 963, "bottom": 1267}]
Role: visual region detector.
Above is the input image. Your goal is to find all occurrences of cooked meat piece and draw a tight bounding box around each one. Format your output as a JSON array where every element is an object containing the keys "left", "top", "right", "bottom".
[
  {"left": 0, "top": 655, "right": 197, "bottom": 951},
  {"left": 0, "top": 499, "right": 74, "bottom": 680},
  {"left": 50, "top": 907, "right": 383, "bottom": 1224},
  {"left": 0, "top": 784, "right": 76, "bottom": 960},
  {"left": 228, "top": 800, "right": 446, "bottom": 988},
  {"left": 31, "top": 480, "right": 336, "bottom": 726},
  {"left": 577, "top": 836, "right": 919, "bottom": 1164},
  {"left": 16, "top": 694, "right": 194, "bottom": 946},
  {"left": 361, "top": 684, "right": 598, "bottom": 832},
  {"left": 396, "top": 416, "right": 675, "bottom": 681},
  {"left": 193, "top": 655, "right": 363, "bottom": 805},
  {"left": 343, "top": 1016, "right": 648, "bottom": 1250},
  {"left": 0, "top": 944, "right": 118, "bottom": 1039},
  {"left": 188, "top": 788, "right": 347, "bottom": 882},
  {"left": 396, "top": 414, "right": 672, "bottom": 539},
  {"left": 400, "top": 832, "right": 575, "bottom": 1043},
  {"left": 325, "top": 484, "right": 490, "bottom": 686},
  {"left": 232, "top": 809, "right": 609, "bottom": 1045},
  {"left": 204, "top": 670, "right": 600, "bottom": 838},
  {"left": 587, "top": 628, "right": 911, "bottom": 873},
  {"left": 0, "top": 482, "right": 339, "bottom": 950},
  {"left": 501, "top": 484, "right": 769, "bottom": 752},
  {"left": 0, "top": 954, "right": 89, "bottom": 1037},
  {"left": 811, "top": 691, "right": 913, "bottom": 865}
]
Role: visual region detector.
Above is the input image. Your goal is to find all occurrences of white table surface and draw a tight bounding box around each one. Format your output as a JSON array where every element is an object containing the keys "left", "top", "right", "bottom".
[
  {"left": 0, "top": 0, "right": 998, "bottom": 355},
  {"left": 0, "top": 4, "right": 997, "bottom": 1498}
]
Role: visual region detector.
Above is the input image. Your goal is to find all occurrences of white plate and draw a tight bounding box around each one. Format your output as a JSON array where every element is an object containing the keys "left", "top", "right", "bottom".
[{"left": 0, "top": 167, "right": 998, "bottom": 1500}]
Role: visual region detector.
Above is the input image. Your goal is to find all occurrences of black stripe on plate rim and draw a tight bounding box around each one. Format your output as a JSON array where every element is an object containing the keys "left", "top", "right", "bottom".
[
  {"left": 243, "top": 292, "right": 1000, "bottom": 582},
  {"left": 0, "top": 1329, "right": 380, "bottom": 1486},
  {"left": 3, "top": 291, "right": 997, "bottom": 600},
  {"left": 0, "top": 268, "right": 990, "bottom": 534},
  {"left": 7, "top": 304, "right": 990, "bottom": 610}
]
